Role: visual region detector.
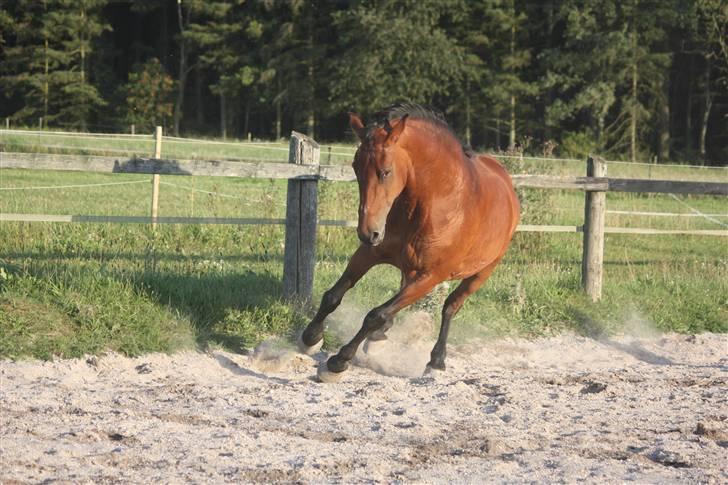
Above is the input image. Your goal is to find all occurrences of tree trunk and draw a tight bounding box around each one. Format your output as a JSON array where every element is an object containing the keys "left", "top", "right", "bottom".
[
  {"left": 465, "top": 80, "right": 471, "bottom": 146},
  {"left": 509, "top": 95, "right": 516, "bottom": 150},
  {"left": 658, "top": 76, "right": 670, "bottom": 162},
  {"left": 80, "top": 6, "right": 87, "bottom": 131},
  {"left": 509, "top": 13, "right": 517, "bottom": 150},
  {"left": 306, "top": 13, "right": 315, "bottom": 137},
  {"left": 496, "top": 117, "right": 501, "bottom": 150},
  {"left": 685, "top": 55, "right": 693, "bottom": 152},
  {"left": 220, "top": 92, "right": 227, "bottom": 140},
  {"left": 699, "top": 57, "right": 712, "bottom": 159},
  {"left": 243, "top": 96, "right": 251, "bottom": 139},
  {"left": 630, "top": 28, "right": 638, "bottom": 164},
  {"left": 194, "top": 65, "right": 204, "bottom": 128},
  {"left": 43, "top": 40, "right": 49, "bottom": 123},
  {"left": 173, "top": 2, "right": 188, "bottom": 137},
  {"left": 275, "top": 78, "right": 282, "bottom": 140},
  {"left": 306, "top": 68, "right": 315, "bottom": 137},
  {"left": 43, "top": 0, "right": 48, "bottom": 124},
  {"left": 543, "top": 0, "right": 554, "bottom": 141}
]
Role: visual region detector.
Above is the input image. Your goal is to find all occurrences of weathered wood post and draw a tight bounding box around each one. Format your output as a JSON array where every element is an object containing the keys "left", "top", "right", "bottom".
[
  {"left": 581, "top": 155, "right": 607, "bottom": 301},
  {"left": 151, "top": 126, "right": 162, "bottom": 229},
  {"left": 282, "top": 131, "right": 320, "bottom": 304}
]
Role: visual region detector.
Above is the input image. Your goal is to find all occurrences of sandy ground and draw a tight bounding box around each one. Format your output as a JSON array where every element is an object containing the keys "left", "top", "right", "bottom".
[{"left": 1, "top": 316, "right": 726, "bottom": 483}]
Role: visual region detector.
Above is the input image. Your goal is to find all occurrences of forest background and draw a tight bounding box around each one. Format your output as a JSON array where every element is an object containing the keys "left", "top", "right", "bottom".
[{"left": 1, "top": 0, "right": 726, "bottom": 164}]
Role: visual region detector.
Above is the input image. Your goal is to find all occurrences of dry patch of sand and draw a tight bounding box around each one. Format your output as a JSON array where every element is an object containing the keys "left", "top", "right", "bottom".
[{"left": 1, "top": 332, "right": 726, "bottom": 483}]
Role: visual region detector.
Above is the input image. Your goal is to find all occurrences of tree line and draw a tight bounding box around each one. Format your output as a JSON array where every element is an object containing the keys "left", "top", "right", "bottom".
[{"left": 1, "top": 0, "right": 726, "bottom": 164}]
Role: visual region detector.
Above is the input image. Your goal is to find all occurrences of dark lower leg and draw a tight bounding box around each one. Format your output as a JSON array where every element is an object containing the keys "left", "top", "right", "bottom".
[
  {"left": 367, "top": 316, "right": 393, "bottom": 341},
  {"left": 428, "top": 266, "right": 498, "bottom": 370},
  {"left": 327, "top": 309, "right": 388, "bottom": 372},
  {"left": 428, "top": 299, "right": 458, "bottom": 370},
  {"left": 301, "top": 246, "right": 376, "bottom": 348},
  {"left": 301, "top": 278, "right": 350, "bottom": 346}
]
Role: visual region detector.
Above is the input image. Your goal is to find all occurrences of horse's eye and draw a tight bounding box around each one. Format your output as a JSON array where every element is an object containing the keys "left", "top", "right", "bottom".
[{"left": 380, "top": 168, "right": 392, "bottom": 180}]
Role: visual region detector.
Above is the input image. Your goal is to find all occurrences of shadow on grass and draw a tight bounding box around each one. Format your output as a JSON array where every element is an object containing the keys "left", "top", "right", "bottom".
[
  {"left": 0, "top": 249, "right": 286, "bottom": 265},
  {"left": 133, "top": 269, "right": 296, "bottom": 352}
]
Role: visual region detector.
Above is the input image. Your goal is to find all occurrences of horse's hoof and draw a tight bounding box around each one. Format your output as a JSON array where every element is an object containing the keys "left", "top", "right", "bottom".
[
  {"left": 297, "top": 332, "right": 323, "bottom": 356},
  {"left": 316, "top": 361, "right": 344, "bottom": 383},
  {"left": 424, "top": 363, "right": 446, "bottom": 375}
]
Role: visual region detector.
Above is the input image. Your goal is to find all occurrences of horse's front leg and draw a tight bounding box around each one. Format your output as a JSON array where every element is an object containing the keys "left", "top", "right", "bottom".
[
  {"left": 297, "top": 245, "right": 378, "bottom": 354},
  {"left": 318, "top": 273, "right": 439, "bottom": 382}
]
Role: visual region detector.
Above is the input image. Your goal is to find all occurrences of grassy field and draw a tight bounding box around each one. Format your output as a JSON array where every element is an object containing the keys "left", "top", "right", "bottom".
[{"left": 1, "top": 129, "right": 727, "bottom": 360}]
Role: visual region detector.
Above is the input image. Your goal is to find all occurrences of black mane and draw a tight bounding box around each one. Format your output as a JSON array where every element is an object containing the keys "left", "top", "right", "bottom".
[{"left": 366, "top": 102, "right": 473, "bottom": 156}]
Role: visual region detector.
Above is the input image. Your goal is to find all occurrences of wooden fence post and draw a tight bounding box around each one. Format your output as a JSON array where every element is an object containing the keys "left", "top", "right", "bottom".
[
  {"left": 282, "top": 131, "right": 320, "bottom": 304},
  {"left": 151, "top": 126, "right": 162, "bottom": 229},
  {"left": 581, "top": 155, "right": 607, "bottom": 301}
]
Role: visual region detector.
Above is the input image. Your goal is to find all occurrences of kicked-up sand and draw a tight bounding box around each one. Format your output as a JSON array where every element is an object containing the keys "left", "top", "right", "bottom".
[{"left": 1, "top": 325, "right": 726, "bottom": 483}]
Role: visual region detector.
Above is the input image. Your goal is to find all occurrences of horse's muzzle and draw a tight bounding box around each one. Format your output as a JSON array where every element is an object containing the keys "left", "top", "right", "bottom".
[{"left": 358, "top": 228, "right": 385, "bottom": 246}]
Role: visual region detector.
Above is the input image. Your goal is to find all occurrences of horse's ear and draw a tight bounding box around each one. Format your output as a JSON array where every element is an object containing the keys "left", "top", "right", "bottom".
[
  {"left": 348, "top": 112, "right": 366, "bottom": 141},
  {"left": 385, "top": 114, "right": 408, "bottom": 146}
]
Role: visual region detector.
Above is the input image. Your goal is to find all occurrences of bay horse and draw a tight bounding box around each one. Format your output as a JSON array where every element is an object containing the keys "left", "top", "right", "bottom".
[{"left": 298, "top": 103, "right": 520, "bottom": 382}]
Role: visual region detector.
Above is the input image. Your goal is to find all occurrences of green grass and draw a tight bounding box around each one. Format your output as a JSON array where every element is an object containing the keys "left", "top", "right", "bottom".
[{"left": 1, "top": 134, "right": 727, "bottom": 360}]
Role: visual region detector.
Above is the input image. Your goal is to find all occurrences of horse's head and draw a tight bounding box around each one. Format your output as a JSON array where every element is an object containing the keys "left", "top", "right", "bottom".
[{"left": 349, "top": 112, "right": 409, "bottom": 246}]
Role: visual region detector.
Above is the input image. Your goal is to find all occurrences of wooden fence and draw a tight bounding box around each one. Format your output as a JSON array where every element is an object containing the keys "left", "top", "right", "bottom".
[{"left": 2, "top": 128, "right": 727, "bottom": 303}]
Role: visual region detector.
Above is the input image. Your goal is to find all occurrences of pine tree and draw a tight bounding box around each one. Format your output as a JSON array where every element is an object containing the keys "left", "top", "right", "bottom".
[
  {"left": 46, "top": 0, "right": 110, "bottom": 131},
  {"left": 543, "top": 0, "right": 675, "bottom": 161},
  {"left": 0, "top": 0, "right": 109, "bottom": 130},
  {"left": 327, "top": 0, "right": 467, "bottom": 118},
  {"left": 0, "top": 0, "right": 55, "bottom": 126},
  {"left": 688, "top": 0, "right": 728, "bottom": 159},
  {"left": 184, "top": 1, "right": 266, "bottom": 138},
  {"left": 121, "top": 58, "right": 175, "bottom": 132},
  {"left": 262, "top": 0, "right": 333, "bottom": 138},
  {"left": 456, "top": 0, "right": 537, "bottom": 150}
]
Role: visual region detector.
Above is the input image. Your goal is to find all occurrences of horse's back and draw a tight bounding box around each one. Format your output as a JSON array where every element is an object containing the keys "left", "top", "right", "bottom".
[
  {"left": 474, "top": 154, "right": 520, "bottom": 230},
  {"left": 459, "top": 153, "right": 520, "bottom": 266},
  {"left": 474, "top": 154, "right": 514, "bottom": 191}
]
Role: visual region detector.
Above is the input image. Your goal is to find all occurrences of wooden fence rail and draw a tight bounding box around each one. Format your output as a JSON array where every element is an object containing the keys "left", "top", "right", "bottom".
[
  {"left": 2, "top": 128, "right": 728, "bottom": 303},
  {"left": 3, "top": 151, "right": 728, "bottom": 195}
]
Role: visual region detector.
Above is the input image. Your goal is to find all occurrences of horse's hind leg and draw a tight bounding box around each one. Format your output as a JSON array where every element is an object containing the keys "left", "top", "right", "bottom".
[
  {"left": 298, "top": 245, "right": 378, "bottom": 354},
  {"left": 367, "top": 273, "right": 405, "bottom": 341},
  {"left": 427, "top": 261, "right": 501, "bottom": 371}
]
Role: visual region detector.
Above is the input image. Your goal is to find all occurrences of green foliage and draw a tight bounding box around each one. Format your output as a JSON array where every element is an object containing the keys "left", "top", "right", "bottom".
[
  {"left": 328, "top": 0, "right": 467, "bottom": 115},
  {"left": 0, "top": 0, "right": 109, "bottom": 129},
  {"left": 560, "top": 130, "right": 601, "bottom": 160},
  {"left": 121, "top": 58, "right": 175, "bottom": 132},
  {"left": 1, "top": 0, "right": 726, "bottom": 160}
]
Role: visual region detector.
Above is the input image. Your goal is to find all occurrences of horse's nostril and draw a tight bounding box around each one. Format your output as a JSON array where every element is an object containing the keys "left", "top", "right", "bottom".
[{"left": 372, "top": 231, "right": 380, "bottom": 240}]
